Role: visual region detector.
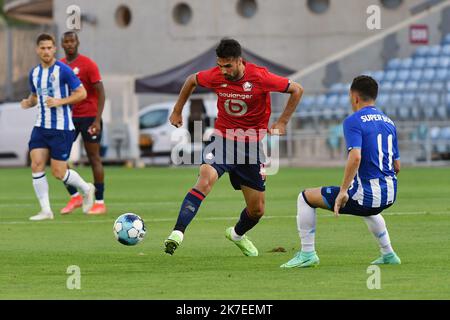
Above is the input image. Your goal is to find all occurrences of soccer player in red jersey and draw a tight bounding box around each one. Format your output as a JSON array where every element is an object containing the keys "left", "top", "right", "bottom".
[
  {"left": 164, "top": 39, "right": 303, "bottom": 255},
  {"left": 60, "top": 31, "right": 107, "bottom": 215}
]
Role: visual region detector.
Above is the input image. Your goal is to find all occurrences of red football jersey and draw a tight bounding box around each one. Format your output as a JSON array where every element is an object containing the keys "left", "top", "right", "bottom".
[
  {"left": 197, "top": 62, "right": 290, "bottom": 140},
  {"left": 61, "top": 54, "right": 102, "bottom": 118}
]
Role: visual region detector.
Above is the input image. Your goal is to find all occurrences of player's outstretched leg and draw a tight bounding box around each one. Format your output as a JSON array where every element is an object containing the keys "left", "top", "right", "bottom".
[
  {"left": 29, "top": 149, "right": 53, "bottom": 221},
  {"left": 364, "top": 215, "right": 401, "bottom": 265},
  {"left": 225, "top": 186, "right": 264, "bottom": 257},
  {"left": 165, "top": 164, "right": 217, "bottom": 255},
  {"left": 30, "top": 171, "right": 54, "bottom": 221},
  {"left": 281, "top": 191, "right": 320, "bottom": 268},
  {"left": 61, "top": 172, "right": 83, "bottom": 214},
  {"left": 164, "top": 188, "right": 206, "bottom": 255},
  {"left": 86, "top": 141, "right": 107, "bottom": 215},
  {"left": 50, "top": 158, "right": 95, "bottom": 214}
]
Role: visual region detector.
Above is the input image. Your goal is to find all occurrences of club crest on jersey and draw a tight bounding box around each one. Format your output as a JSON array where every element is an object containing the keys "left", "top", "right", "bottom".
[
  {"left": 73, "top": 67, "right": 80, "bottom": 75},
  {"left": 242, "top": 81, "right": 253, "bottom": 92},
  {"left": 50, "top": 73, "right": 56, "bottom": 82}
]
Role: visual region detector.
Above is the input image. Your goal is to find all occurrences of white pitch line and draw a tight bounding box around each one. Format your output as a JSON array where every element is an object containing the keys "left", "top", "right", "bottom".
[{"left": 0, "top": 211, "right": 448, "bottom": 225}]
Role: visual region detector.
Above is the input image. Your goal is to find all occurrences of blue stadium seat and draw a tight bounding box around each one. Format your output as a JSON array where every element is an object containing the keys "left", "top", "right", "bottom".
[
  {"left": 412, "top": 57, "right": 426, "bottom": 68},
  {"left": 438, "top": 57, "right": 450, "bottom": 68},
  {"left": 441, "top": 127, "right": 450, "bottom": 139},
  {"left": 329, "top": 82, "right": 349, "bottom": 94},
  {"left": 428, "top": 92, "right": 440, "bottom": 106},
  {"left": 437, "top": 127, "right": 450, "bottom": 153},
  {"left": 384, "top": 70, "right": 397, "bottom": 82},
  {"left": 405, "top": 81, "right": 419, "bottom": 91},
  {"left": 393, "top": 81, "right": 406, "bottom": 91},
  {"left": 400, "top": 57, "right": 413, "bottom": 69},
  {"left": 376, "top": 93, "right": 389, "bottom": 107},
  {"left": 430, "top": 127, "right": 441, "bottom": 140},
  {"left": 436, "top": 105, "right": 448, "bottom": 119},
  {"left": 430, "top": 81, "right": 445, "bottom": 91},
  {"left": 301, "top": 95, "right": 315, "bottom": 108},
  {"left": 338, "top": 94, "right": 349, "bottom": 108},
  {"left": 372, "top": 70, "right": 385, "bottom": 82},
  {"left": 387, "top": 58, "right": 401, "bottom": 70},
  {"left": 425, "top": 56, "right": 439, "bottom": 68},
  {"left": 415, "top": 46, "right": 430, "bottom": 57},
  {"left": 422, "top": 68, "right": 436, "bottom": 81},
  {"left": 325, "top": 94, "right": 339, "bottom": 107},
  {"left": 387, "top": 93, "right": 402, "bottom": 118},
  {"left": 380, "top": 81, "right": 394, "bottom": 92},
  {"left": 316, "top": 94, "right": 327, "bottom": 107},
  {"left": 442, "top": 44, "right": 450, "bottom": 56},
  {"left": 443, "top": 34, "right": 450, "bottom": 45},
  {"left": 397, "top": 69, "right": 410, "bottom": 81},
  {"left": 410, "top": 69, "right": 423, "bottom": 81},
  {"left": 428, "top": 45, "right": 442, "bottom": 57},
  {"left": 403, "top": 92, "right": 416, "bottom": 104},
  {"left": 418, "top": 81, "right": 431, "bottom": 91},
  {"left": 435, "top": 69, "right": 448, "bottom": 81}
]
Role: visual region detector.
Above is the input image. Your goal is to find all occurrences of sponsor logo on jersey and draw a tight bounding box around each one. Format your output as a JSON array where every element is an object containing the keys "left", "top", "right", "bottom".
[
  {"left": 73, "top": 67, "right": 80, "bottom": 75},
  {"left": 218, "top": 92, "right": 253, "bottom": 99}
]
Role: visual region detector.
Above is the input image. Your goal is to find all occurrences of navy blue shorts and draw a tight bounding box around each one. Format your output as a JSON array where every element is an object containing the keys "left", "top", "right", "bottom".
[
  {"left": 28, "top": 127, "right": 75, "bottom": 161},
  {"left": 320, "top": 186, "right": 392, "bottom": 216},
  {"left": 202, "top": 136, "right": 266, "bottom": 192},
  {"left": 73, "top": 117, "right": 102, "bottom": 143}
]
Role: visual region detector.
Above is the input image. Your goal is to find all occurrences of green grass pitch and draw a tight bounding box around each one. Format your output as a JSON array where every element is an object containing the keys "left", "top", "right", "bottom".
[{"left": 0, "top": 166, "right": 449, "bottom": 299}]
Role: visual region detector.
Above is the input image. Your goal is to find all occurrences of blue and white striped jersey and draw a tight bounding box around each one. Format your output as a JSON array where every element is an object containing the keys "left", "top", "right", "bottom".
[
  {"left": 28, "top": 61, "right": 82, "bottom": 131},
  {"left": 344, "top": 106, "right": 400, "bottom": 208}
]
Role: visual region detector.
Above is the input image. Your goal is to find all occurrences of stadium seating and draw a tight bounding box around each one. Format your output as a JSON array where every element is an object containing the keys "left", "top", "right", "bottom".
[{"left": 298, "top": 34, "right": 450, "bottom": 124}]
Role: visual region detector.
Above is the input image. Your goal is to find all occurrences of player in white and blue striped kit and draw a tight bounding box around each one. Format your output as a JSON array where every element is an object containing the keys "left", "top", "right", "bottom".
[
  {"left": 281, "top": 75, "right": 401, "bottom": 268},
  {"left": 21, "top": 33, "right": 95, "bottom": 221}
]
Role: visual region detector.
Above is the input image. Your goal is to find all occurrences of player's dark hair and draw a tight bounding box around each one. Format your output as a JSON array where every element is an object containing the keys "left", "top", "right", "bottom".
[
  {"left": 216, "top": 38, "right": 242, "bottom": 59},
  {"left": 62, "top": 31, "right": 79, "bottom": 41},
  {"left": 36, "top": 33, "right": 55, "bottom": 45},
  {"left": 350, "top": 75, "right": 378, "bottom": 101}
]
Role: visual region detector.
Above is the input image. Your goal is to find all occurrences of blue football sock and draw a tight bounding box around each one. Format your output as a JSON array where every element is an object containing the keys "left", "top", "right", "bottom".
[
  {"left": 94, "top": 183, "right": 104, "bottom": 201},
  {"left": 234, "top": 208, "right": 260, "bottom": 236},
  {"left": 65, "top": 184, "right": 78, "bottom": 196},
  {"left": 174, "top": 188, "right": 205, "bottom": 233}
]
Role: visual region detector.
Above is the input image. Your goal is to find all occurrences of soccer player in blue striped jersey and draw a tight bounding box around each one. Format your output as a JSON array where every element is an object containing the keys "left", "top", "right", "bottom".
[
  {"left": 281, "top": 75, "right": 401, "bottom": 268},
  {"left": 21, "top": 33, "right": 95, "bottom": 221}
]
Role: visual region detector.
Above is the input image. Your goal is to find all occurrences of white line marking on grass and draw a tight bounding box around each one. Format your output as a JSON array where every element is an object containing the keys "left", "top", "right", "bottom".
[{"left": 0, "top": 211, "right": 448, "bottom": 225}]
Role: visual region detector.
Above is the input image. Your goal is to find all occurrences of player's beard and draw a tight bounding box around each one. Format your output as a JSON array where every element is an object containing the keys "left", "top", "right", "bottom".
[{"left": 224, "top": 72, "right": 238, "bottom": 81}]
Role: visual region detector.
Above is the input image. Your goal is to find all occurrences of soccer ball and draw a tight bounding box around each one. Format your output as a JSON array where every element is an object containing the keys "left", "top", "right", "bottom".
[{"left": 113, "top": 213, "right": 146, "bottom": 246}]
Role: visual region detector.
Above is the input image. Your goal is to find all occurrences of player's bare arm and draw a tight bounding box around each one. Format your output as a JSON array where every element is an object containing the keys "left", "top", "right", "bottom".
[
  {"left": 88, "top": 81, "right": 106, "bottom": 135},
  {"left": 169, "top": 73, "right": 198, "bottom": 128},
  {"left": 269, "top": 81, "right": 303, "bottom": 135},
  {"left": 334, "top": 148, "right": 362, "bottom": 216},
  {"left": 46, "top": 85, "right": 87, "bottom": 108},
  {"left": 394, "top": 159, "right": 401, "bottom": 175},
  {"left": 21, "top": 93, "right": 38, "bottom": 109}
]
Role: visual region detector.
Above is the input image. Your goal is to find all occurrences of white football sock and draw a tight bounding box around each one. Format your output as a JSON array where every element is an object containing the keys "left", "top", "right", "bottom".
[
  {"left": 297, "top": 192, "right": 316, "bottom": 252},
  {"left": 363, "top": 214, "right": 394, "bottom": 255},
  {"left": 32, "top": 172, "right": 51, "bottom": 212},
  {"left": 231, "top": 227, "right": 243, "bottom": 241},
  {"left": 63, "top": 169, "right": 90, "bottom": 195}
]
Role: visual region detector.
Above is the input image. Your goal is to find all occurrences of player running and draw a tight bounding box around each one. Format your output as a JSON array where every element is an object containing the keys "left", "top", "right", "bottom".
[
  {"left": 21, "top": 33, "right": 95, "bottom": 221},
  {"left": 281, "top": 75, "right": 401, "bottom": 268},
  {"left": 164, "top": 38, "right": 303, "bottom": 256},
  {"left": 60, "top": 31, "right": 107, "bottom": 215}
]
